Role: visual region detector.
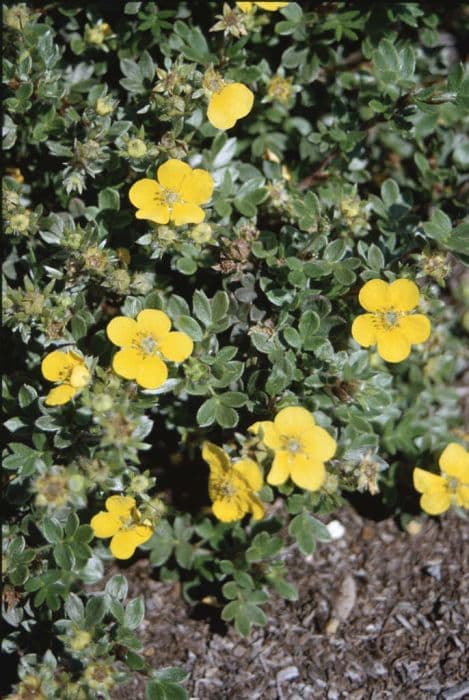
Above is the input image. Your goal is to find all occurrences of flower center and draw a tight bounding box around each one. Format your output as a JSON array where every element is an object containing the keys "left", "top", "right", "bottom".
[
  {"left": 375, "top": 308, "right": 403, "bottom": 331},
  {"left": 140, "top": 335, "right": 157, "bottom": 354},
  {"left": 446, "top": 476, "right": 459, "bottom": 492},
  {"left": 164, "top": 189, "right": 179, "bottom": 205},
  {"left": 287, "top": 438, "right": 301, "bottom": 454}
]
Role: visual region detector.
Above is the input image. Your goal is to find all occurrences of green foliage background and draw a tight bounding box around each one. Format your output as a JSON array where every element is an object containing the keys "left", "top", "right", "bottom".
[{"left": 2, "top": 1, "right": 468, "bottom": 697}]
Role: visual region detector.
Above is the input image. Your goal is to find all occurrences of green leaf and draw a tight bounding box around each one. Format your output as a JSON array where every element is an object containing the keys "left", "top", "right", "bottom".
[
  {"left": 65, "top": 593, "right": 85, "bottom": 624},
  {"left": 98, "top": 187, "right": 120, "bottom": 211},
  {"left": 196, "top": 398, "right": 217, "bottom": 427},
  {"left": 299, "top": 310, "right": 320, "bottom": 344},
  {"left": 42, "top": 517, "right": 63, "bottom": 544},
  {"left": 215, "top": 403, "right": 239, "bottom": 429},
  {"left": 423, "top": 209, "right": 452, "bottom": 241},
  {"left": 146, "top": 680, "right": 188, "bottom": 700},
  {"left": 105, "top": 574, "right": 128, "bottom": 600},
  {"left": 192, "top": 290, "right": 212, "bottom": 326},
  {"left": 124, "top": 597, "right": 145, "bottom": 630},
  {"left": 175, "top": 315, "right": 203, "bottom": 341}
]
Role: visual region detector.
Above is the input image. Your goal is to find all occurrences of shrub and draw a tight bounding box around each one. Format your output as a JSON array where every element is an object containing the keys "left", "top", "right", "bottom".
[{"left": 3, "top": 1, "right": 468, "bottom": 697}]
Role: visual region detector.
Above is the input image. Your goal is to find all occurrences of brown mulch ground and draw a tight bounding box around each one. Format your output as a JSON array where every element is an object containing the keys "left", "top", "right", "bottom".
[{"left": 115, "top": 507, "right": 468, "bottom": 700}]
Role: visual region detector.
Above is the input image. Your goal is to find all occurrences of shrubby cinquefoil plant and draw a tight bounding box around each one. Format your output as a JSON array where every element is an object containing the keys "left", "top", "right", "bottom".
[{"left": 3, "top": 1, "right": 468, "bottom": 697}]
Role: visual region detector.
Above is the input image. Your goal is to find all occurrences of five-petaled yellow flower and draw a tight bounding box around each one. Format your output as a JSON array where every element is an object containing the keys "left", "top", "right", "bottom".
[
  {"left": 107, "top": 309, "right": 193, "bottom": 389},
  {"left": 129, "top": 159, "right": 214, "bottom": 226},
  {"left": 41, "top": 349, "right": 90, "bottom": 406},
  {"left": 237, "top": 2, "right": 289, "bottom": 12},
  {"left": 413, "top": 443, "right": 469, "bottom": 515},
  {"left": 249, "top": 406, "right": 336, "bottom": 491},
  {"left": 207, "top": 83, "right": 254, "bottom": 130},
  {"left": 90, "top": 495, "right": 153, "bottom": 559},
  {"left": 351, "top": 278, "right": 431, "bottom": 363},
  {"left": 202, "top": 442, "right": 265, "bottom": 522}
]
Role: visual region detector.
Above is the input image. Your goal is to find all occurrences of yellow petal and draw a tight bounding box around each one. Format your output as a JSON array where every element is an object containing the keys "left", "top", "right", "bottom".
[
  {"left": 90, "top": 511, "right": 121, "bottom": 538},
  {"left": 358, "top": 279, "right": 388, "bottom": 312},
  {"left": 136, "top": 309, "right": 171, "bottom": 340},
  {"left": 45, "top": 384, "right": 77, "bottom": 406},
  {"left": 70, "top": 364, "right": 90, "bottom": 389},
  {"left": 202, "top": 442, "right": 231, "bottom": 473},
  {"left": 456, "top": 484, "right": 469, "bottom": 508},
  {"left": 41, "top": 351, "right": 69, "bottom": 381},
  {"left": 129, "top": 178, "right": 163, "bottom": 209},
  {"left": 388, "top": 279, "right": 420, "bottom": 311},
  {"left": 236, "top": 1, "right": 253, "bottom": 10},
  {"left": 159, "top": 331, "right": 193, "bottom": 362},
  {"left": 179, "top": 169, "right": 214, "bottom": 205},
  {"left": 233, "top": 459, "right": 263, "bottom": 491},
  {"left": 301, "top": 426, "right": 336, "bottom": 462},
  {"left": 351, "top": 313, "right": 378, "bottom": 347},
  {"left": 439, "top": 443, "right": 469, "bottom": 479},
  {"left": 420, "top": 490, "right": 451, "bottom": 515},
  {"left": 107, "top": 316, "right": 138, "bottom": 347},
  {"left": 135, "top": 355, "right": 168, "bottom": 389},
  {"left": 207, "top": 83, "right": 254, "bottom": 130},
  {"left": 170, "top": 202, "right": 205, "bottom": 225},
  {"left": 376, "top": 328, "right": 410, "bottom": 363},
  {"left": 256, "top": 2, "right": 289, "bottom": 8},
  {"left": 135, "top": 206, "right": 170, "bottom": 224},
  {"left": 413, "top": 467, "right": 447, "bottom": 494},
  {"left": 397, "top": 314, "right": 431, "bottom": 344},
  {"left": 110, "top": 530, "right": 139, "bottom": 559},
  {"left": 249, "top": 420, "right": 282, "bottom": 451},
  {"left": 157, "top": 159, "right": 191, "bottom": 194},
  {"left": 212, "top": 497, "right": 245, "bottom": 522},
  {"left": 112, "top": 348, "right": 143, "bottom": 380},
  {"left": 132, "top": 524, "right": 154, "bottom": 544},
  {"left": 106, "top": 495, "right": 136, "bottom": 515},
  {"left": 290, "top": 455, "right": 326, "bottom": 491},
  {"left": 267, "top": 451, "right": 290, "bottom": 485},
  {"left": 274, "top": 406, "right": 315, "bottom": 437},
  {"left": 249, "top": 496, "right": 265, "bottom": 520}
]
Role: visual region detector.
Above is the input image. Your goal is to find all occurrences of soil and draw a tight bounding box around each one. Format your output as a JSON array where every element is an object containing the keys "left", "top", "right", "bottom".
[{"left": 114, "top": 506, "right": 469, "bottom": 700}]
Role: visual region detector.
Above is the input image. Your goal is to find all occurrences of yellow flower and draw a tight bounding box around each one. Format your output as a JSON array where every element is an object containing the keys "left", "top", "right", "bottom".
[
  {"left": 207, "top": 83, "right": 254, "bottom": 130},
  {"left": 413, "top": 443, "right": 469, "bottom": 515},
  {"left": 237, "top": 2, "right": 289, "bottom": 11},
  {"left": 41, "top": 350, "right": 90, "bottom": 406},
  {"left": 107, "top": 309, "right": 193, "bottom": 389},
  {"left": 129, "top": 159, "right": 214, "bottom": 226},
  {"left": 351, "top": 278, "right": 431, "bottom": 363},
  {"left": 69, "top": 630, "right": 92, "bottom": 651},
  {"left": 202, "top": 442, "right": 265, "bottom": 522},
  {"left": 249, "top": 406, "right": 336, "bottom": 491},
  {"left": 90, "top": 495, "right": 153, "bottom": 559}
]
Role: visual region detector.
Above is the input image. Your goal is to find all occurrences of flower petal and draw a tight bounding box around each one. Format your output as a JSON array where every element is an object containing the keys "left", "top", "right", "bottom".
[
  {"left": 413, "top": 467, "right": 447, "bottom": 494},
  {"left": 202, "top": 441, "right": 231, "bottom": 473},
  {"left": 358, "top": 279, "right": 389, "bottom": 312},
  {"left": 376, "top": 328, "right": 410, "bottom": 363},
  {"left": 233, "top": 459, "right": 263, "bottom": 491},
  {"left": 397, "top": 314, "right": 431, "bottom": 344},
  {"left": 420, "top": 490, "right": 451, "bottom": 516},
  {"left": 212, "top": 497, "right": 245, "bottom": 522},
  {"left": 159, "top": 331, "right": 193, "bottom": 362},
  {"left": 90, "top": 511, "right": 121, "bottom": 538},
  {"left": 157, "top": 159, "right": 191, "bottom": 194},
  {"left": 439, "top": 442, "right": 469, "bottom": 479},
  {"left": 132, "top": 524, "right": 154, "bottom": 545},
  {"left": 135, "top": 206, "right": 170, "bottom": 224},
  {"left": 106, "top": 495, "right": 136, "bottom": 515},
  {"left": 135, "top": 355, "right": 168, "bottom": 389},
  {"left": 456, "top": 485, "right": 469, "bottom": 509},
  {"left": 207, "top": 84, "right": 254, "bottom": 130},
  {"left": 249, "top": 495, "right": 265, "bottom": 520},
  {"left": 179, "top": 169, "right": 214, "bottom": 205},
  {"left": 267, "top": 451, "right": 290, "bottom": 485},
  {"left": 112, "top": 348, "right": 142, "bottom": 380},
  {"left": 41, "top": 351, "right": 69, "bottom": 381},
  {"left": 129, "top": 178, "right": 163, "bottom": 209},
  {"left": 236, "top": 1, "right": 253, "bottom": 10},
  {"left": 170, "top": 202, "right": 205, "bottom": 225},
  {"left": 301, "top": 426, "right": 337, "bottom": 462},
  {"left": 70, "top": 365, "right": 90, "bottom": 389},
  {"left": 290, "top": 455, "right": 326, "bottom": 491},
  {"left": 388, "top": 279, "right": 420, "bottom": 311},
  {"left": 255, "top": 421, "right": 282, "bottom": 451},
  {"left": 107, "top": 316, "right": 138, "bottom": 347},
  {"left": 110, "top": 530, "right": 139, "bottom": 559},
  {"left": 45, "top": 384, "right": 77, "bottom": 406},
  {"left": 136, "top": 309, "right": 171, "bottom": 340},
  {"left": 256, "top": 2, "right": 289, "bottom": 8},
  {"left": 351, "top": 313, "right": 378, "bottom": 347},
  {"left": 274, "top": 406, "right": 315, "bottom": 437}
]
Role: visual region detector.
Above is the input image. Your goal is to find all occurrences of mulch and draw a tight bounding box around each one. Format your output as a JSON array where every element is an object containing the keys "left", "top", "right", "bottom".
[{"left": 114, "top": 506, "right": 469, "bottom": 699}]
